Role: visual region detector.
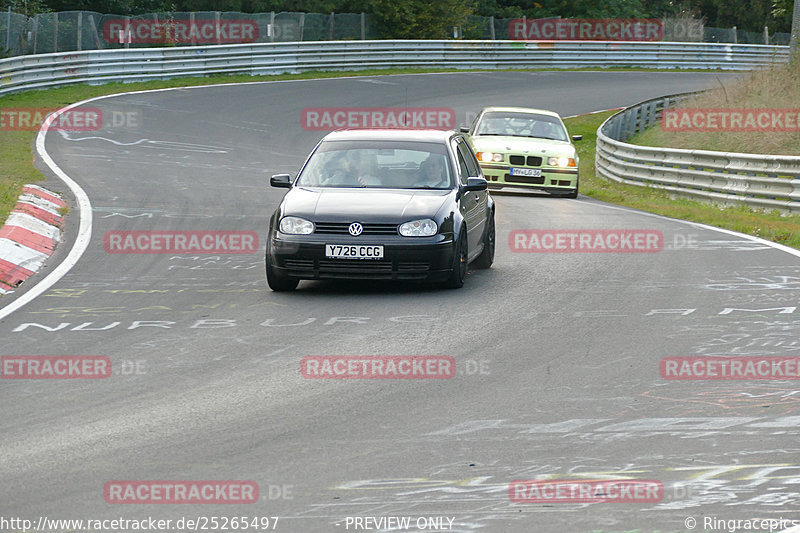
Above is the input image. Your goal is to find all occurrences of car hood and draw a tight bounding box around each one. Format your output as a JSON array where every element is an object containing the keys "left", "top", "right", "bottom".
[
  {"left": 472, "top": 135, "right": 575, "bottom": 156},
  {"left": 282, "top": 187, "right": 451, "bottom": 222}
]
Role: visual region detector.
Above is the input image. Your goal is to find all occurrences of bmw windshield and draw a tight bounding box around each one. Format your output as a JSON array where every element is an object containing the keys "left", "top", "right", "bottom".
[
  {"left": 476, "top": 111, "right": 569, "bottom": 141},
  {"left": 296, "top": 140, "right": 454, "bottom": 189}
]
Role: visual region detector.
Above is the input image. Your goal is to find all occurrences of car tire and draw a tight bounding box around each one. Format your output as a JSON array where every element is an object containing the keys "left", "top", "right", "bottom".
[
  {"left": 444, "top": 229, "right": 468, "bottom": 289},
  {"left": 266, "top": 251, "right": 299, "bottom": 292},
  {"left": 473, "top": 213, "right": 495, "bottom": 269}
]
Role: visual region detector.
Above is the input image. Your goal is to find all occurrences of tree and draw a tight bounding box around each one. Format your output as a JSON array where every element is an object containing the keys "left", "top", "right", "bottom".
[
  {"left": 1, "top": 0, "right": 49, "bottom": 16},
  {"left": 682, "top": 0, "right": 790, "bottom": 32},
  {"left": 369, "top": 0, "right": 476, "bottom": 39}
]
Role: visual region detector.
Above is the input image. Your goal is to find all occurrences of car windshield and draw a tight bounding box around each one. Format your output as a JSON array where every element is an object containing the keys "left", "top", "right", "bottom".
[
  {"left": 296, "top": 140, "right": 453, "bottom": 189},
  {"left": 475, "top": 111, "right": 568, "bottom": 141}
]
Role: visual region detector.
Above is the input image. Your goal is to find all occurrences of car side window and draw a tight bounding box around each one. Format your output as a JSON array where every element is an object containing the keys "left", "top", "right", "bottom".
[
  {"left": 457, "top": 141, "right": 480, "bottom": 178},
  {"left": 455, "top": 146, "right": 471, "bottom": 185}
]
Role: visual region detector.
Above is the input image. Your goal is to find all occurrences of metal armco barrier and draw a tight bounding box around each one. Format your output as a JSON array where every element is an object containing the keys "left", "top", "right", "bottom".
[
  {"left": 0, "top": 39, "right": 790, "bottom": 97},
  {"left": 596, "top": 93, "right": 800, "bottom": 212}
]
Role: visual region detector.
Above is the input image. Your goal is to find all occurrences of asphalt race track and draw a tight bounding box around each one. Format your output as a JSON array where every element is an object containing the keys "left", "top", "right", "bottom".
[{"left": 3, "top": 71, "right": 800, "bottom": 533}]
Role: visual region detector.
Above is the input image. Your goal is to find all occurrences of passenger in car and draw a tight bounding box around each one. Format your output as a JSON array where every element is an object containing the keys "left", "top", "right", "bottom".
[{"left": 416, "top": 155, "right": 449, "bottom": 188}]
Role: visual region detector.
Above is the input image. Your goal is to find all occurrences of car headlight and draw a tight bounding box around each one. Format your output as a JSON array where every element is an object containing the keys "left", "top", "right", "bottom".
[
  {"left": 399, "top": 219, "right": 438, "bottom": 237},
  {"left": 279, "top": 216, "right": 314, "bottom": 235},
  {"left": 547, "top": 156, "right": 576, "bottom": 168},
  {"left": 477, "top": 151, "right": 504, "bottom": 162}
]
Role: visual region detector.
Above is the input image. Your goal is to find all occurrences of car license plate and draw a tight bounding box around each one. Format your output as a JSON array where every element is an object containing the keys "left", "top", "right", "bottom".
[
  {"left": 510, "top": 167, "right": 542, "bottom": 177},
  {"left": 325, "top": 244, "right": 384, "bottom": 259}
]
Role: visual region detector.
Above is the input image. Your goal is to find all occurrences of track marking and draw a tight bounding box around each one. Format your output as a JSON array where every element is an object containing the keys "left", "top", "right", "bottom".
[{"left": 574, "top": 198, "right": 800, "bottom": 260}]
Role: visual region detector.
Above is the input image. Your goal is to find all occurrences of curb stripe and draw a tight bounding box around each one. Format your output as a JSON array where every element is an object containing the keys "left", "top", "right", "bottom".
[
  {"left": 22, "top": 185, "right": 66, "bottom": 208},
  {"left": 0, "top": 257, "right": 35, "bottom": 287},
  {"left": 19, "top": 193, "right": 63, "bottom": 213},
  {"left": 0, "top": 184, "right": 64, "bottom": 295},
  {"left": 0, "top": 225, "right": 57, "bottom": 255},
  {"left": 0, "top": 238, "right": 49, "bottom": 267},
  {"left": 4, "top": 212, "right": 61, "bottom": 240},
  {"left": 11, "top": 202, "right": 62, "bottom": 227}
]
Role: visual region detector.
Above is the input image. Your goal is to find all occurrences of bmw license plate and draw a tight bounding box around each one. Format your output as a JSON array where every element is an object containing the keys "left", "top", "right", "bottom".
[
  {"left": 510, "top": 167, "right": 542, "bottom": 177},
  {"left": 326, "top": 244, "right": 384, "bottom": 259}
]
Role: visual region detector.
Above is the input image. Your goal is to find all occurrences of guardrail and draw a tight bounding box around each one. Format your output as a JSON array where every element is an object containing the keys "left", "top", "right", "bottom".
[
  {"left": 0, "top": 39, "right": 790, "bottom": 97},
  {"left": 596, "top": 93, "right": 800, "bottom": 212}
]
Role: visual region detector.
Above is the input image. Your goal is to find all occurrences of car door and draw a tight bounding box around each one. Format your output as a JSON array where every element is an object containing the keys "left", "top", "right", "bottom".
[{"left": 454, "top": 138, "right": 487, "bottom": 258}]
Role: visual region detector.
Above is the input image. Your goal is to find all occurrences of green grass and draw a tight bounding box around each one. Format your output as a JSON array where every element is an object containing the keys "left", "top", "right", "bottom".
[
  {"left": 564, "top": 110, "right": 800, "bottom": 249},
  {"left": 0, "top": 130, "right": 41, "bottom": 220},
  {"left": 2, "top": 66, "right": 798, "bottom": 252},
  {"left": 629, "top": 61, "right": 800, "bottom": 156}
]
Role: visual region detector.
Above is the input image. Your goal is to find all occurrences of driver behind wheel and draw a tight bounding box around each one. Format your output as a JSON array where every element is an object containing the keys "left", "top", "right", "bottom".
[
  {"left": 322, "top": 150, "right": 380, "bottom": 187},
  {"left": 416, "top": 154, "right": 449, "bottom": 188}
]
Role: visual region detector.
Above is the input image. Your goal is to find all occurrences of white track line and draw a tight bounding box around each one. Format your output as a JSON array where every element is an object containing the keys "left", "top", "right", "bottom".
[
  {"left": 0, "top": 76, "right": 797, "bottom": 321},
  {"left": 576, "top": 199, "right": 800, "bottom": 259},
  {"left": 0, "top": 103, "right": 94, "bottom": 321}
]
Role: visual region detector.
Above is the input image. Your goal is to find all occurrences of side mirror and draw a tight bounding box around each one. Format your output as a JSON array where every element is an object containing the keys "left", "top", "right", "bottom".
[
  {"left": 270, "top": 174, "right": 292, "bottom": 188},
  {"left": 572, "top": 134, "right": 583, "bottom": 141},
  {"left": 459, "top": 126, "right": 470, "bottom": 133},
  {"left": 463, "top": 177, "right": 488, "bottom": 192}
]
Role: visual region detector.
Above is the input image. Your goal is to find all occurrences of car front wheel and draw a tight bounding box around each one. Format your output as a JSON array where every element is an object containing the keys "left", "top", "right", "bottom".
[
  {"left": 473, "top": 213, "right": 495, "bottom": 269},
  {"left": 444, "top": 229, "right": 468, "bottom": 289}
]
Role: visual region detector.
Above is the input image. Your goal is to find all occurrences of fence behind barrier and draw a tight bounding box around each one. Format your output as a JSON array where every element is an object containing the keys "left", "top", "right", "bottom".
[{"left": 0, "top": 9, "right": 793, "bottom": 57}]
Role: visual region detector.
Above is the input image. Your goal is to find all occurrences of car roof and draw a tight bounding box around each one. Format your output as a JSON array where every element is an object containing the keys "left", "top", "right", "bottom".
[
  {"left": 480, "top": 107, "right": 562, "bottom": 119},
  {"left": 322, "top": 129, "right": 457, "bottom": 143}
]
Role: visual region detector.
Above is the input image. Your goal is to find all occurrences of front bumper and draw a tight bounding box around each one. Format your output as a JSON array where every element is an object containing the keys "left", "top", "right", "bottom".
[
  {"left": 479, "top": 163, "right": 578, "bottom": 194},
  {"left": 268, "top": 233, "right": 456, "bottom": 282}
]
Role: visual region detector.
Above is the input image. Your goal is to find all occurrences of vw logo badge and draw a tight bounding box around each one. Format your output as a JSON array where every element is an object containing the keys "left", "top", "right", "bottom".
[{"left": 348, "top": 222, "right": 363, "bottom": 236}]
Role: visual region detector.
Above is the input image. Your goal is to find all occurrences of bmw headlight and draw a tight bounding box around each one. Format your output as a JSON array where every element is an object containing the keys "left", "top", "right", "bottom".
[
  {"left": 547, "top": 156, "right": 576, "bottom": 168},
  {"left": 477, "top": 151, "right": 504, "bottom": 162},
  {"left": 399, "top": 219, "right": 438, "bottom": 237},
  {"left": 279, "top": 216, "right": 314, "bottom": 235}
]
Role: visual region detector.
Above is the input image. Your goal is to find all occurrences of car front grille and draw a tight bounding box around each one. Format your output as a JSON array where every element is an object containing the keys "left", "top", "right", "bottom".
[
  {"left": 509, "top": 155, "right": 543, "bottom": 167},
  {"left": 505, "top": 174, "right": 545, "bottom": 185},
  {"left": 283, "top": 259, "right": 431, "bottom": 280},
  {"left": 284, "top": 259, "right": 315, "bottom": 270},
  {"left": 314, "top": 222, "right": 399, "bottom": 235}
]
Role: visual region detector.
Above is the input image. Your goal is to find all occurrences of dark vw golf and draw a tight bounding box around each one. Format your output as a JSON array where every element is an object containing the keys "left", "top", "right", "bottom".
[{"left": 266, "top": 129, "right": 495, "bottom": 291}]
